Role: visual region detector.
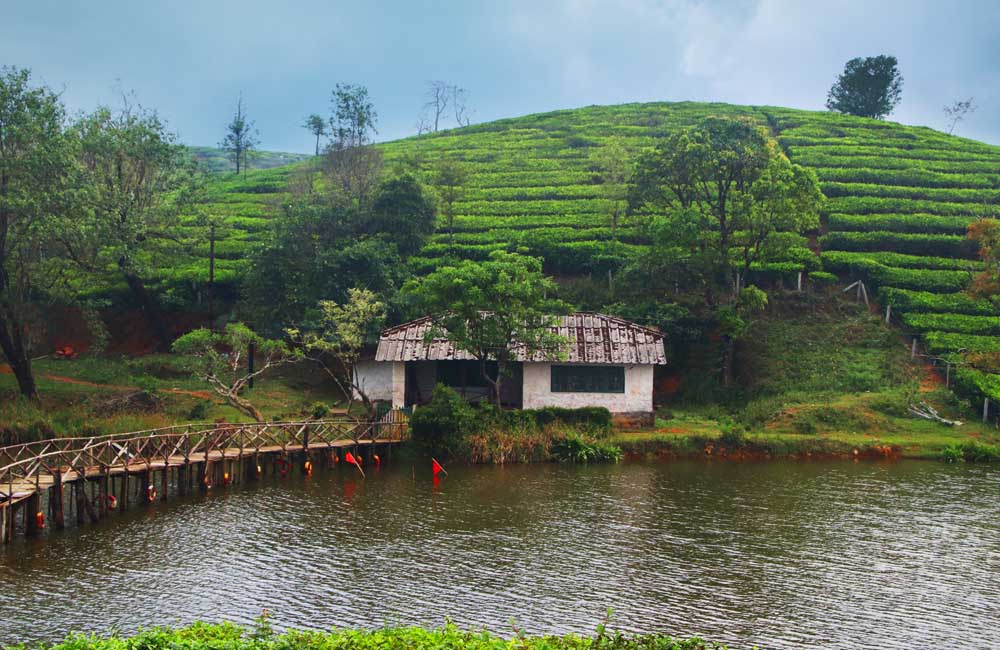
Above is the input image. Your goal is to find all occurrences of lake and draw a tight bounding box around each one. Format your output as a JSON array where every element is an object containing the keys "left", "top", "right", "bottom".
[{"left": 1, "top": 459, "right": 997, "bottom": 649}]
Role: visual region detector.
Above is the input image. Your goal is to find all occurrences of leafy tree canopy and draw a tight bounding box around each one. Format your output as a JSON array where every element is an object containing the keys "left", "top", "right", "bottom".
[
  {"left": 172, "top": 322, "right": 298, "bottom": 422},
  {"left": 826, "top": 55, "right": 903, "bottom": 119},
  {"left": 403, "top": 250, "right": 569, "bottom": 406}
]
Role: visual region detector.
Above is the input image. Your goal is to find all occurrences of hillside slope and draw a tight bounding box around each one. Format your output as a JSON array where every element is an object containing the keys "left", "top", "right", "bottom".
[{"left": 184, "top": 102, "right": 1000, "bottom": 404}]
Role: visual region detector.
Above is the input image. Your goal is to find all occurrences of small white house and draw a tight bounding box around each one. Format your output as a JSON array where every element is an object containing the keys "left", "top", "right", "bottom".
[{"left": 354, "top": 312, "right": 667, "bottom": 422}]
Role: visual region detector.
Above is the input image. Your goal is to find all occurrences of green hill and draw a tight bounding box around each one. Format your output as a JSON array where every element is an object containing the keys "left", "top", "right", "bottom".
[
  {"left": 187, "top": 145, "right": 310, "bottom": 172},
  {"left": 179, "top": 101, "right": 1000, "bottom": 403}
]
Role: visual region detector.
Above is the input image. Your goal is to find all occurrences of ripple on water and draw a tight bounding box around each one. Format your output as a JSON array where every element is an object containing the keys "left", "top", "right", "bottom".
[{"left": 0, "top": 460, "right": 998, "bottom": 649}]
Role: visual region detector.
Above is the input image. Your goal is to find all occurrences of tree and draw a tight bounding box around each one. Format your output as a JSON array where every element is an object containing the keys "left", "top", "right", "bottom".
[
  {"left": 944, "top": 97, "right": 977, "bottom": 135},
  {"left": 287, "top": 288, "right": 386, "bottom": 418},
  {"left": 404, "top": 251, "right": 569, "bottom": 407},
  {"left": 417, "top": 82, "right": 472, "bottom": 134},
  {"left": 433, "top": 159, "right": 468, "bottom": 240},
  {"left": 302, "top": 114, "right": 326, "bottom": 156},
  {"left": 71, "top": 98, "right": 194, "bottom": 352},
  {"left": 363, "top": 174, "right": 436, "bottom": 255},
  {"left": 826, "top": 55, "right": 903, "bottom": 119},
  {"left": 452, "top": 86, "right": 472, "bottom": 127},
  {"left": 325, "top": 84, "right": 381, "bottom": 206},
  {"left": 590, "top": 137, "right": 631, "bottom": 241},
  {"left": 629, "top": 116, "right": 823, "bottom": 385},
  {"left": 329, "top": 83, "right": 377, "bottom": 149},
  {"left": 220, "top": 94, "right": 258, "bottom": 175},
  {"left": 172, "top": 323, "right": 298, "bottom": 422},
  {"left": 323, "top": 145, "right": 384, "bottom": 207},
  {"left": 967, "top": 217, "right": 1000, "bottom": 302},
  {"left": 240, "top": 197, "right": 407, "bottom": 335},
  {"left": 423, "top": 81, "right": 450, "bottom": 133},
  {"left": 0, "top": 67, "right": 78, "bottom": 398}
]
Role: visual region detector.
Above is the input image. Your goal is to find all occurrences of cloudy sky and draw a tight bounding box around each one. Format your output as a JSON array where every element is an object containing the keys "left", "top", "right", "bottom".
[{"left": 4, "top": 0, "right": 999, "bottom": 152}]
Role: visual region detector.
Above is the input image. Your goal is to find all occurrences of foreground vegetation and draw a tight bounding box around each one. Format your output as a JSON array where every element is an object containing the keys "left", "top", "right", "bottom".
[{"left": 8, "top": 620, "right": 725, "bottom": 650}]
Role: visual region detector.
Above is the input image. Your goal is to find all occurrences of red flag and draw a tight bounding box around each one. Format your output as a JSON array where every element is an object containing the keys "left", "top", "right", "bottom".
[
  {"left": 345, "top": 452, "right": 357, "bottom": 465},
  {"left": 432, "top": 458, "right": 445, "bottom": 476}
]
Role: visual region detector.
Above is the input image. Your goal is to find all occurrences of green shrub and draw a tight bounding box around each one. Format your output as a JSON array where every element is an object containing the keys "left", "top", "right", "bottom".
[
  {"left": 529, "top": 406, "right": 613, "bottom": 433},
  {"left": 310, "top": 402, "right": 329, "bottom": 419},
  {"left": 550, "top": 433, "right": 622, "bottom": 463},
  {"left": 187, "top": 401, "right": 211, "bottom": 421},
  {"left": 941, "top": 441, "right": 999, "bottom": 462},
  {"left": 409, "top": 384, "right": 480, "bottom": 456}
]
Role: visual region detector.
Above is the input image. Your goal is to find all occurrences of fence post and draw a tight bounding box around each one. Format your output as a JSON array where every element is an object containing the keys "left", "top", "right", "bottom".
[
  {"left": 885, "top": 304, "right": 891, "bottom": 324},
  {"left": 911, "top": 338, "right": 917, "bottom": 359},
  {"left": 984, "top": 397, "right": 990, "bottom": 424}
]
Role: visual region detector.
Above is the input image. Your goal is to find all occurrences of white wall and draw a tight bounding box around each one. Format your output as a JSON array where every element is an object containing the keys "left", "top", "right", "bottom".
[
  {"left": 521, "top": 363, "right": 654, "bottom": 413},
  {"left": 353, "top": 360, "right": 396, "bottom": 403}
]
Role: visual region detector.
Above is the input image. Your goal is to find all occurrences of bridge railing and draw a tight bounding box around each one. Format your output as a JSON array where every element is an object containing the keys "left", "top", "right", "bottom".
[{"left": 0, "top": 412, "right": 409, "bottom": 501}]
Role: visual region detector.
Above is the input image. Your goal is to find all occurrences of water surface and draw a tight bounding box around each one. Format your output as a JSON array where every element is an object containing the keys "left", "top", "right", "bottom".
[{"left": 1, "top": 460, "right": 997, "bottom": 649}]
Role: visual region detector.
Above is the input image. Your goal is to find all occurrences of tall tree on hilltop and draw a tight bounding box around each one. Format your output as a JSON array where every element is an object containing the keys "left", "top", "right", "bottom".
[
  {"left": 405, "top": 251, "right": 569, "bottom": 408},
  {"left": 0, "top": 67, "right": 80, "bottom": 398},
  {"left": 302, "top": 113, "right": 326, "bottom": 156},
  {"left": 220, "top": 94, "right": 258, "bottom": 175},
  {"left": 826, "top": 55, "right": 903, "bottom": 119},
  {"left": 943, "top": 98, "right": 976, "bottom": 135},
  {"left": 70, "top": 96, "right": 195, "bottom": 352},
  {"left": 629, "top": 116, "right": 823, "bottom": 385},
  {"left": 325, "top": 84, "right": 381, "bottom": 206},
  {"left": 423, "top": 81, "right": 450, "bottom": 133},
  {"left": 329, "top": 83, "right": 377, "bottom": 149}
]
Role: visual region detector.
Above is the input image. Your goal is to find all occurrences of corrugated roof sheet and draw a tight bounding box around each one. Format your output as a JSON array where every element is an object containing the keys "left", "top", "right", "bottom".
[{"left": 375, "top": 312, "right": 667, "bottom": 365}]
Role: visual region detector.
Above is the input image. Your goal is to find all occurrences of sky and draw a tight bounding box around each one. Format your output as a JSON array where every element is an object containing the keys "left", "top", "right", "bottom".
[{"left": 4, "top": 0, "right": 999, "bottom": 152}]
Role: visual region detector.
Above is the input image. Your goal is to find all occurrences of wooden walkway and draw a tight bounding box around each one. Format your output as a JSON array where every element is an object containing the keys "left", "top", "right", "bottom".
[{"left": 0, "top": 413, "right": 408, "bottom": 543}]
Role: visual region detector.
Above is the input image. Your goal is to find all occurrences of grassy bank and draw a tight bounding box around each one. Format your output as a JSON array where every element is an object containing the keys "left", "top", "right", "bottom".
[
  {"left": 612, "top": 405, "right": 1000, "bottom": 462},
  {"left": 7, "top": 621, "right": 725, "bottom": 650},
  {"left": 0, "top": 355, "right": 344, "bottom": 441}
]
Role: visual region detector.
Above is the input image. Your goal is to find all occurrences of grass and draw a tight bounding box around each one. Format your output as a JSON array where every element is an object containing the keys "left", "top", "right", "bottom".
[
  {"left": 615, "top": 291, "right": 1000, "bottom": 461},
  {"left": 0, "top": 355, "right": 345, "bottom": 441},
  {"left": 7, "top": 620, "right": 725, "bottom": 650}
]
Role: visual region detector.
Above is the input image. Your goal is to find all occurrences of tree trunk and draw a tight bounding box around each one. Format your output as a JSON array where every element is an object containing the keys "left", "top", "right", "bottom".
[
  {"left": 120, "top": 265, "right": 172, "bottom": 353},
  {"left": 481, "top": 358, "right": 503, "bottom": 408},
  {"left": 0, "top": 310, "right": 37, "bottom": 399},
  {"left": 721, "top": 335, "right": 735, "bottom": 387},
  {"left": 227, "top": 391, "right": 264, "bottom": 422}
]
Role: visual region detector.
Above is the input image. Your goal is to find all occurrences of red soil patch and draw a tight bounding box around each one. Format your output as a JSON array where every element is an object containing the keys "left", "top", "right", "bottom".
[{"left": 918, "top": 362, "right": 945, "bottom": 393}]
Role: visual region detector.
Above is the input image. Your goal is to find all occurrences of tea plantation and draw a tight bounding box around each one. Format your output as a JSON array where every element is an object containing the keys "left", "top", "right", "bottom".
[{"left": 177, "top": 102, "right": 1000, "bottom": 405}]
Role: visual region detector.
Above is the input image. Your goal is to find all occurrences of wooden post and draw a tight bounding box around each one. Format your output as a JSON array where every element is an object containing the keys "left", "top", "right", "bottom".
[
  {"left": 946, "top": 363, "right": 951, "bottom": 388},
  {"left": 1, "top": 504, "right": 12, "bottom": 544},
  {"left": 796, "top": 271, "right": 803, "bottom": 292},
  {"left": 52, "top": 471, "right": 65, "bottom": 531},
  {"left": 198, "top": 461, "right": 208, "bottom": 491},
  {"left": 911, "top": 338, "right": 918, "bottom": 359},
  {"left": 119, "top": 469, "right": 129, "bottom": 512},
  {"left": 178, "top": 462, "right": 188, "bottom": 496},
  {"left": 984, "top": 397, "right": 990, "bottom": 424},
  {"left": 161, "top": 464, "right": 169, "bottom": 502},
  {"left": 73, "top": 478, "right": 86, "bottom": 525},
  {"left": 100, "top": 468, "right": 111, "bottom": 519},
  {"left": 885, "top": 304, "right": 891, "bottom": 323},
  {"left": 25, "top": 492, "right": 40, "bottom": 537}
]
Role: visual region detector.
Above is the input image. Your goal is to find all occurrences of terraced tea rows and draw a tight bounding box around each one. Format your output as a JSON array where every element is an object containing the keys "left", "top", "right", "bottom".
[
  {"left": 768, "top": 108, "right": 1000, "bottom": 403},
  {"left": 179, "top": 102, "right": 1000, "bottom": 404}
]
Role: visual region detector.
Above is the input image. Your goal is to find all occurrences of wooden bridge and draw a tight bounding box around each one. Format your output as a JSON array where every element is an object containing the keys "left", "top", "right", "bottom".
[{"left": 0, "top": 413, "right": 408, "bottom": 544}]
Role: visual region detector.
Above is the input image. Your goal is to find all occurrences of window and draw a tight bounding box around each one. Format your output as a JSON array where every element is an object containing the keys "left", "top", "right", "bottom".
[{"left": 550, "top": 365, "right": 625, "bottom": 393}]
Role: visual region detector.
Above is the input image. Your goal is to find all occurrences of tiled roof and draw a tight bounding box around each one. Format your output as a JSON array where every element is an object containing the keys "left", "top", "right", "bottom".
[{"left": 375, "top": 312, "right": 667, "bottom": 365}]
